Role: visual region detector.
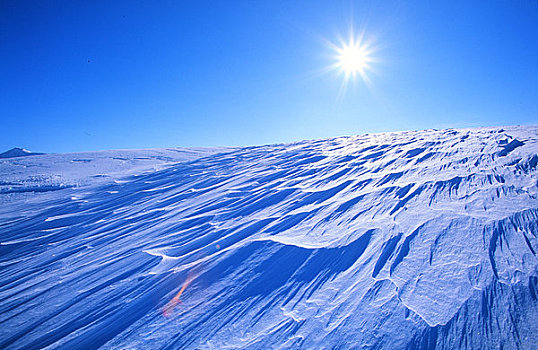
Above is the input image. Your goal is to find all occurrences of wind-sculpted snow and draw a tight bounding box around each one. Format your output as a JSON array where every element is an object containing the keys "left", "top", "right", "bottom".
[
  {"left": 0, "top": 147, "right": 227, "bottom": 205},
  {"left": 1, "top": 126, "right": 538, "bottom": 349}
]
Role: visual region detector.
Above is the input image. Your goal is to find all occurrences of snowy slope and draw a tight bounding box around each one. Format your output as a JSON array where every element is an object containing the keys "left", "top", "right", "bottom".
[
  {"left": 1, "top": 126, "right": 537, "bottom": 349},
  {"left": 0, "top": 147, "right": 228, "bottom": 204}
]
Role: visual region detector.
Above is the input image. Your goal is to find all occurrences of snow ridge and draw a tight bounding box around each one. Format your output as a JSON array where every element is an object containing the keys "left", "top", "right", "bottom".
[{"left": 0, "top": 126, "right": 537, "bottom": 349}]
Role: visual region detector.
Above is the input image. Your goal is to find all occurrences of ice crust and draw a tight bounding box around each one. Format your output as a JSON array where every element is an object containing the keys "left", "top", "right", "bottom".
[{"left": 0, "top": 127, "right": 537, "bottom": 349}]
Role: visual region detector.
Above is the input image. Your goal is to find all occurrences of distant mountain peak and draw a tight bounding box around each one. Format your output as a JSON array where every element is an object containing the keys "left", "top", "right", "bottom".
[{"left": 0, "top": 147, "right": 44, "bottom": 158}]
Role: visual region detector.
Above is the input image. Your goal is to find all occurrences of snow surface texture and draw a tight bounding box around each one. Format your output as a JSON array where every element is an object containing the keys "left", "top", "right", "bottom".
[
  {"left": 1, "top": 126, "right": 537, "bottom": 349},
  {"left": 0, "top": 148, "right": 227, "bottom": 205}
]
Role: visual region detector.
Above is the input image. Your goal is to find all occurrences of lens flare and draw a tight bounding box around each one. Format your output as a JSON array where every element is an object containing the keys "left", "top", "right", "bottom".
[{"left": 162, "top": 272, "right": 196, "bottom": 318}]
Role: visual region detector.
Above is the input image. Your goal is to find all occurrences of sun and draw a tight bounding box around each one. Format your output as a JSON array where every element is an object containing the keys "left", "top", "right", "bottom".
[
  {"left": 337, "top": 43, "right": 368, "bottom": 77},
  {"left": 324, "top": 31, "right": 376, "bottom": 92}
]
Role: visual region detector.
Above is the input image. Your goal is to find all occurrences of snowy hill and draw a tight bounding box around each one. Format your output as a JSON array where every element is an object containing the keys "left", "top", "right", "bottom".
[
  {"left": 1, "top": 126, "right": 537, "bottom": 349},
  {"left": 0, "top": 148, "right": 43, "bottom": 159}
]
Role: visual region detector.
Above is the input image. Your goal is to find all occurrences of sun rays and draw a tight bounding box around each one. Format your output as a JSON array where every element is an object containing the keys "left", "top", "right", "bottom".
[{"left": 323, "top": 28, "right": 378, "bottom": 98}]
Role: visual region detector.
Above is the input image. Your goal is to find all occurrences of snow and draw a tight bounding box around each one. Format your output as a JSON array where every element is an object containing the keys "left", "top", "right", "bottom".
[
  {"left": 0, "top": 147, "right": 229, "bottom": 204},
  {"left": 1, "top": 126, "right": 537, "bottom": 349}
]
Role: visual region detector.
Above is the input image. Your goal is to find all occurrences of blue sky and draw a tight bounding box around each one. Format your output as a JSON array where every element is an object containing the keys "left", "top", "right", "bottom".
[{"left": 1, "top": 1, "right": 537, "bottom": 153}]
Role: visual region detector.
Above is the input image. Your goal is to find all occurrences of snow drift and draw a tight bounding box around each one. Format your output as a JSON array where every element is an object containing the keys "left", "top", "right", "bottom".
[{"left": 1, "top": 126, "right": 537, "bottom": 349}]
